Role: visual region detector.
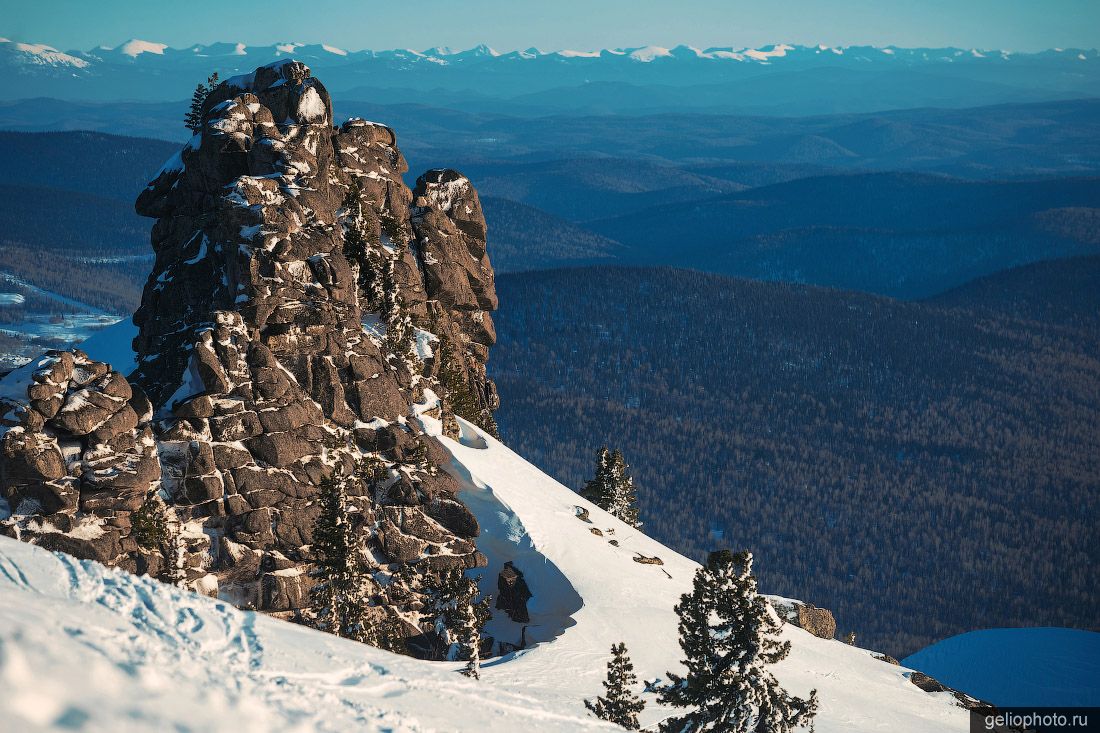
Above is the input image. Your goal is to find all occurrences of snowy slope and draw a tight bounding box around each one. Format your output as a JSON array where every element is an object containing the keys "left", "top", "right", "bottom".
[
  {"left": 903, "top": 628, "right": 1100, "bottom": 707},
  {"left": 0, "top": 318, "right": 968, "bottom": 731}
]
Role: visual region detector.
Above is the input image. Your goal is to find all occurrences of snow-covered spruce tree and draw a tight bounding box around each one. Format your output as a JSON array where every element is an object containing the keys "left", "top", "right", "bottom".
[
  {"left": 585, "top": 642, "right": 646, "bottom": 730},
  {"left": 656, "top": 550, "right": 817, "bottom": 733},
  {"left": 309, "top": 472, "right": 373, "bottom": 640},
  {"left": 183, "top": 72, "right": 219, "bottom": 133},
  {"left": 582, "top": 448, "right": 641, "bottom": 528},
  {"left": 581, "top": 447, "right": 613, "bottom": 504},
  {"left": 458, "top": 576, "right": 492, "bottom": 679},
  {"left": 422, "top": 569, "right": 491, "bottom": 677}
]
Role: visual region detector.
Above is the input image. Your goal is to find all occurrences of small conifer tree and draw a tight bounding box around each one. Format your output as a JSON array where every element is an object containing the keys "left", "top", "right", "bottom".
[
  {"left": 378, "top": 243, "right": 421, "bottom": 375},
  {"left": 585, "top": 642, "right": 646, "bottom": 729},
  {"left": 656, "top": 550, "right": 817, "bottom": 733},
  {"left": 582, "top": 447, "right": 613, "bottom": 504},
  {"left": 132, "top": 494, "right": 185, "bottom": 586},
  {"left": 309, "top": 472, "right": 372, "bottom": 640},
  {"left": 436, "top": 333, "right": 498, "bottom": 437},
  {"left": 582, "top": 448, "right": 642, "bottom": 528},
  {"left": 422, "top": 569, "right": 491, "bottom": 677},
  {"left": 341, "top": 179, "right": 368, "bottom": 267},
  {"left": 184, "top": 72, "right": 220, "bottom": 134}
]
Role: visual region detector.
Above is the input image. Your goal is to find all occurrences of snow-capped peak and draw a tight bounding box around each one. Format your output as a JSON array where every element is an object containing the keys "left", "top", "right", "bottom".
[
  {"left": 627, "top": 45, "right": 673, "bottom": 62},
  {"left": 117, "top": 39, "right": 168, "bottom": 58},
  {"left": 744, "top": 43, "right": 795, "bottom": 61},
  {"left": 555, "top": 48, "right": 602, "bottom": 58},
  {"left": 0, "top": 38, "right": 90, "bottom": 68}
]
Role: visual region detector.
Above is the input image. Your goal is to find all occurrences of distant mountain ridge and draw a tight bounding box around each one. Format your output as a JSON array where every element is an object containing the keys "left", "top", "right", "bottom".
[
  {"left": 9, "top": 37, "right": 1098, "bottom": 68},
  {"left": 3, "top": 37, "right": 1098, "bottom": 115}
]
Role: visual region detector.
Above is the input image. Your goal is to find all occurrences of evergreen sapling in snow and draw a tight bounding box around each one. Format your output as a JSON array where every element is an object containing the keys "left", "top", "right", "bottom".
[
  {"left": 582, "top": 448, "right": 641, "bottom": 528},
  {"left": 422, "top": 569, "right": 491, "bottom": 677},
  {"left": 585, "top": 642, "right": 646, "bottom": 730},
  {"left": 656, "top": 550, "right": 818, "bottom": 733},
  {"left": 131, "top": 494, "right": 185, "bottom": 587}
]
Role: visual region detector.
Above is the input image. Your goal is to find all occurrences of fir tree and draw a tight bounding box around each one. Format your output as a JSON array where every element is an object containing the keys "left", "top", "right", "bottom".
[
  {"left": 339, "top": 179, "right": 386, "bottom": 313},
  {"left": 378, "top": 242, "right": 420, "bottom": 375},
  {"left": 582, "top": 447, "right": 613, "bottom": 504},
  {"left": 457, "top": 576, "right": 492, "bottom": 679},
  {"left": 422, "top": 569, "right": 491, "bottom": 677},
  {"left": 844, "top": 631, "right": 857, "bottom": 646},
  {"left": 309, "top": 472, "right": 373, "bottom": 640},
  {"left": 131, "top": 494, "right": 185, "bottom": 586},
  {"left": 585, "top": 642, "right": 646, "bottom": 730},
  {"left": 183, "top": 72, "right": 220, "bottom": 134},
  {"left": 436, "top": 333, "right": 498, "bottom": 437},
  {"left": 582, "top": 448, "right": 641, "bottom": 528},
  {"left": 656, "top": 550, "right": 817, "bottom": 733},
  {"left": 341, "top": 179, "right": 368, "bottom": 267}
]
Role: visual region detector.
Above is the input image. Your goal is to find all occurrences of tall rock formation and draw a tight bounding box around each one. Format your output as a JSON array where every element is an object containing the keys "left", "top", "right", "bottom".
[{"left": 0, "top": 59, "right": 499, "bottom": 649}]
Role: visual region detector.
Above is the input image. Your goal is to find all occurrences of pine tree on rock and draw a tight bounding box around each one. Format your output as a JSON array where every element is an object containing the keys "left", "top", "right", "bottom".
[
  {"left": 656, "top": 550, "right": 818, "bottom": 733},
  {"left": 582, "top": 448, "right": 642, "bottom": 528},
  {"left": 585, "top": 642, "right": 646, "bottom": 730},
  {"left": 183, "top": 72, "right": 220, "bottom": 134},
  {"left": 341, "top": 179, "right": 368, "bottom": 267},
  {"left": 309, "top": 472, "right": 373, "bottom": 641}
]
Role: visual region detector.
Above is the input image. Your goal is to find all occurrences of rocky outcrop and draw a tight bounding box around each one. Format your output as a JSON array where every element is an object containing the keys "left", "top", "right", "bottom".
[
  {"left": 770, "top": 598, "right": 837, "bottom": 640},
  {"left": 0, "top": 60, "right": 499, "bottom": 648}
]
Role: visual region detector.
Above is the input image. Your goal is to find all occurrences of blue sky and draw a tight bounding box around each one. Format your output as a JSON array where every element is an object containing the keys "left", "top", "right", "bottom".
[{"left": 4, "top": 0, "right": 1099, "bottom": 52}]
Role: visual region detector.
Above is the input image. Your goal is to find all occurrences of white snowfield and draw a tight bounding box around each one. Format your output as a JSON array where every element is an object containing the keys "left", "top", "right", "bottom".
[{"left": 0, "top": 323, "right": 968, "bottom": 731}]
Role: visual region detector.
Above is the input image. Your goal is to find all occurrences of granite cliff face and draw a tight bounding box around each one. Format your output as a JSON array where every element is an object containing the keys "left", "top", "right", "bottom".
[{"left": 0, "top": 60, "right": 499, "bottom": 642}]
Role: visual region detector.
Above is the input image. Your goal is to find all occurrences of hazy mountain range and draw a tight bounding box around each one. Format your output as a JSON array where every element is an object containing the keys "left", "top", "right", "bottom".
[{"left": 3, "top": 36, "right": 1099, "bottom": 115}]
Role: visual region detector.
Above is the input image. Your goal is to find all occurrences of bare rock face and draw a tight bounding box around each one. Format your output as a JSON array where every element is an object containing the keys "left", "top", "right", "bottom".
[{"left": 0, "top": 60, "right": 499, "bottom": 646}]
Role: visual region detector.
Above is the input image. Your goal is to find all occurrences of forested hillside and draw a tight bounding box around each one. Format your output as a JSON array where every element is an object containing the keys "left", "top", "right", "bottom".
[{"left": 491, "top": 266, "right": 1100, "bottom": 656}]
